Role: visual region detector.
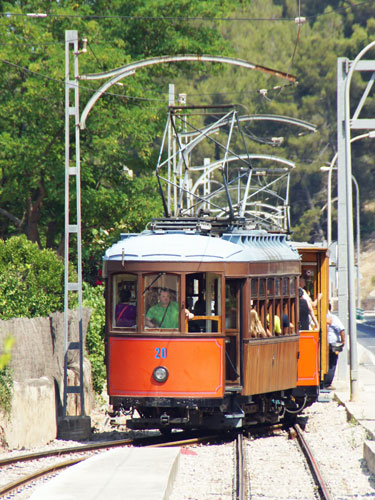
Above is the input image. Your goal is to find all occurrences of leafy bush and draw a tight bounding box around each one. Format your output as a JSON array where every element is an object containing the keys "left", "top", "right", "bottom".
[
  {"left": 83, "top": 282, "right": 106, "bottom": 394},
  {"left": 0, "top": 367, "right": 13, "bottom": 418},
  {"left": 0, "top": 336, "right": 14, "bottom": 417},
  {"left": 0, "top": 235, "right": 106, "bottom": 395},
  {"left": 0, "top": 235, "right": 65, "bottom": 319}
]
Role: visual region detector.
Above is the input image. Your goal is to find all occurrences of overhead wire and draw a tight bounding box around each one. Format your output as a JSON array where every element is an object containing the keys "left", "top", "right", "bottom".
[
  {"left": 0, "top": 0, "right": 370, "bottom": 106},
  {"left": 0, "top": 1, "right": 371, "bottom": 21}
]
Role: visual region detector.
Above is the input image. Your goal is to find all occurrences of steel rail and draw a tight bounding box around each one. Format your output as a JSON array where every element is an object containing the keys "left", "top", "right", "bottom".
[
  {"left": 0, "top": 438, "right": 134, "bottom": 467},
  {"left": 0, "top": 457, "right": 86, "bottom": 497},
  {"left": 0, "top": 433, "right": 220, "bottom": 497},
  {"left": 234, "top": 433, "right": 247, "bottom": 500},
  {"left": 293, "top": 423, "right": 334, "bottom": 500},
  {"left": 0, "top": 430, "right": 221, "bottom": 467}
]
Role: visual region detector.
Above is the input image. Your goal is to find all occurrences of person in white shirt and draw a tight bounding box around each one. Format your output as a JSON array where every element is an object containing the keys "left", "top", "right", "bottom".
[{"left": 323, "top": 303, "right": 345, "bottom": 389}]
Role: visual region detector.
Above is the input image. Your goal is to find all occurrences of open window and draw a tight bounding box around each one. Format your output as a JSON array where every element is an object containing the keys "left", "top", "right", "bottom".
[{"left": 186, "top": 272, "right": 221, "bottom": 332}]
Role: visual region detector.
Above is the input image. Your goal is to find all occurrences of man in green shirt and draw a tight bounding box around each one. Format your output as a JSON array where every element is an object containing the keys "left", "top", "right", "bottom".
[{"left": 145, "top": 289, "right": 179, "bottom": 329}]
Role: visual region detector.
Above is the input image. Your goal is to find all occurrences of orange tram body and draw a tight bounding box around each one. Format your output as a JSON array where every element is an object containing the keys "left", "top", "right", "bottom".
[{"left": 103, "top": 220, "right": 329, "bottom": 431}]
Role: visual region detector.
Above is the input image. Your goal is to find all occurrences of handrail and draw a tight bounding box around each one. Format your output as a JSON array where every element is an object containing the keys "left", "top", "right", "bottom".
[{"left": 185, "top": 315, "right": 222, "bottom": 332}]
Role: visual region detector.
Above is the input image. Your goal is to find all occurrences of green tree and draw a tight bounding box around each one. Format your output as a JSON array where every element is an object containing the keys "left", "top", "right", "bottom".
[
  {"left": 171, "top": 0, "right": 375, "bottom": 242},
  {"left": 0, "top": 0, "right": 249, "bottom": 263}
]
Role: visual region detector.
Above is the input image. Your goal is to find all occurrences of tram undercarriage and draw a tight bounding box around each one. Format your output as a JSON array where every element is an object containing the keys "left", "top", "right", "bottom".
[{"left": 110, "top": 390, "right": 312, "bottom": 431}]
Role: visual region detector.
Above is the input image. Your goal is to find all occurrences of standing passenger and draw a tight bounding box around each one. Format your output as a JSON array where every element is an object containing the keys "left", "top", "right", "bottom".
[
  {"left": 323, "top": 303, "right": 345, "bottom": 390},
  {"left": 298, "top": 287, "right": 318, "bottom": 330}
]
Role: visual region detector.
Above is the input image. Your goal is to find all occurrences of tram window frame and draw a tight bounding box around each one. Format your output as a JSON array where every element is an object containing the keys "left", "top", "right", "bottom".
[
  {"left": 282, "top": 277, "right": 297, "bottom": 335},
  {"left": 143, "top": 273, "right": 180, "bottom": 331},
  {"left": 112, "top": 273, "right": 138, "bottom": 330},
  {"left": 225, "top": 279, "right": 238, "bottom": 331},
  {"left": 249, "top": 276, "right": 298, "bottom": 338},
  {"left": 186, "top": 272, "right": 222, "bottom": 333},
  {"left": 249, "top": 278, "right": 267, "bottom": 339}
]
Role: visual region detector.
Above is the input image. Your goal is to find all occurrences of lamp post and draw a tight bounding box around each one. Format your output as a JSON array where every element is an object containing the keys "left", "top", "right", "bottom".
[
  {"left": 320, "top": 166, "right": 361, "bottom": 309},
  {"left": 321, "top": 132, "right": 374, "bottom": 247}
]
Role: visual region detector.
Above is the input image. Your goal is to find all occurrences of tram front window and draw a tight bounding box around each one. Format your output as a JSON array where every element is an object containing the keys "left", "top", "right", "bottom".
[
  {"left": 113, "top": 274, "right": 137, "bottom": 328},
  {"left": 144, "top": 274, "right": 179, "bottom": 329}
]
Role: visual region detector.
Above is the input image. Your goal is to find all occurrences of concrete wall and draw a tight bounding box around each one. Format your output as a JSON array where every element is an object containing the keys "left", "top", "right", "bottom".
[
  {"left": 0, "top": 310, "right": 95, "bottom": 449},
  {"left": 1, "top": 378, "right": 57, "bottom": 449}
]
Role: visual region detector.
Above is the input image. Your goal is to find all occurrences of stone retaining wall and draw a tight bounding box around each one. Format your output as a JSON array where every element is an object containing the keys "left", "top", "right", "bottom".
[{"left": 0, "top": 310, "right": 95, "bottom": 449}]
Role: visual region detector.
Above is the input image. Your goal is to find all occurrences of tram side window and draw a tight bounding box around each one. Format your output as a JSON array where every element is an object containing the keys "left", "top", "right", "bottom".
[
  {"left": 249, "top": 278, "right": 269, "bottom": 338},
  {"left": 113, "top": 274, "right": 137, "bottom": 328},
  {"left": 250, "top": 276, "right": 297, "bottom": 337},
  {"left": 144, "top": 274, "right": 179, "bottom": 329},
  {"left": 282, "top": 277, "right": 297, "bottom": 335},
  {"left": 225, "top": 281, "right": 237, "bottom": 329}
]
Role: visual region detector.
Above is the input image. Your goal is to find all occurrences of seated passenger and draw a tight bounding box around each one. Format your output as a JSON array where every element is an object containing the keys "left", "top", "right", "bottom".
[
  {"left": 249, "top": 309, "right": 269, "bottom": 338},
  {"left": 145, "top": 288, "right": 179, "bottom": 329},
  {"left": 189, "top": 293, "right": 206, "bottom": 332},
  {"left": 266, "top": 314, "right": 282, "bottom": 336},
  {"left": 115, "top": 289, "right": 136, "bottom": 327},
  {"left": 193, "top": 293, "right": 206, "bottom": 316},
  {"left": 282, "top": 313, "right": 294, "bottom": 335}
]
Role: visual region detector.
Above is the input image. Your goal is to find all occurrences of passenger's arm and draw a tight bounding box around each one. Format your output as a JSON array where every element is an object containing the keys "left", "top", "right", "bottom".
[{"left": 308, "top": 302, "right": 319, "bottom": 329}]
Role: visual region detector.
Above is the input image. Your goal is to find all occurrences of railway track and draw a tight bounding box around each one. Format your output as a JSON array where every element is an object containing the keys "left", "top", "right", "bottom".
[
  {"left": 0, "top": 431, "right": 220, "bottom": 498},
  {"left": 0, "top": 424, "right": 336, "bottom": 500},
  {"left": 242, "top": 421, "right": 335, "bottom": 500},
  {"left": 234, "top": 432, "right": 248, "bottom": 500},
  {"left": 292, "top": 423, "right": 334, "bottom": 500}
]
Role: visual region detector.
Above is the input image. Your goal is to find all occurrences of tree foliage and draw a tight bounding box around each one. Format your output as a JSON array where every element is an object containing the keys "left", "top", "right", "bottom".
[
  {"left": 82, "top": 282, "right": 105, "bottom": 394},
  {"left": 0, "top": 337, "right": 14, "bottom": 418},
  {"left": 0, "top": 0, "right": 247, "bottom": 274},
  {"left": 171, "top": 0, "right": 375, "bottom": 242},
  {"left": 1, "top": 0, "right": 375, "bottom": 248},
  {"left": 0, "top": 235, "right": 66, "bottom": 318}
]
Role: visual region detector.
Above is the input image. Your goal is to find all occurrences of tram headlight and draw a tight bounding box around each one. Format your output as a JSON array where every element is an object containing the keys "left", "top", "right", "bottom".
[{"left": 152, "top": 366, "right": 169, "bottom": 383}]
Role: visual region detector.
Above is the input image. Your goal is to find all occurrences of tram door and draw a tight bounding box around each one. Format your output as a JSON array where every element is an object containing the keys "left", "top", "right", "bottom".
[{"left": 225, "top": 279, "right": 244, "bottom": 387}]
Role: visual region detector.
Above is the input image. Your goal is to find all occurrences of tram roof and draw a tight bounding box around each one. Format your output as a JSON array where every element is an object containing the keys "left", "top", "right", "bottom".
[{"left": 103, "top": 231, "right": 300, "bottom": 263}]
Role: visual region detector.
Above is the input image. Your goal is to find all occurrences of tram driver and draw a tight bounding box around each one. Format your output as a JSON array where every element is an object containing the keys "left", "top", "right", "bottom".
[{"left": 145, "top": 288, "right": 194, "bottom": 329}]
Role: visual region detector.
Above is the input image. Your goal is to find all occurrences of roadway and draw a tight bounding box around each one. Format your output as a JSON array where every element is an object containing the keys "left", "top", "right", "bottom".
[{"left": 357, "top": 314, "right": 375, "bottom": 375}]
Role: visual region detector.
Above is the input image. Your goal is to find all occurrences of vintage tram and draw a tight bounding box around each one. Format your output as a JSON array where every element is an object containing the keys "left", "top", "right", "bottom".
[
  {"left": 102, "top": 219, "right": 329, "bottom": 431},
  {"left": 102, "top": 102, "right": 330, "bottom": 431}
]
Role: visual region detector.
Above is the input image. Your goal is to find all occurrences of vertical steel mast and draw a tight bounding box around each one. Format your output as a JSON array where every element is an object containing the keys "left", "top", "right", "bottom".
[{"left": 64, "top": 30, "right": 85, "bottom": 417}]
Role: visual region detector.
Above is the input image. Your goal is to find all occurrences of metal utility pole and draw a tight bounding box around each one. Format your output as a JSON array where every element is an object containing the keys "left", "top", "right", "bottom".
[
  {"left": 63, "top": 30, "right": 85, "bottom": 417},
  {"left": 337, "top": 42, "right": 375, "bottom": 401}
]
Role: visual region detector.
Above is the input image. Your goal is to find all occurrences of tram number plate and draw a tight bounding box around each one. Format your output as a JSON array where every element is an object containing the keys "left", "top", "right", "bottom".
[{"left": 155, "top": 347, "right": 167, "bottom": 359}]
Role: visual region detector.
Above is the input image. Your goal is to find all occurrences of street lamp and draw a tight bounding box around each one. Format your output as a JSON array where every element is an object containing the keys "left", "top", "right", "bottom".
[
  {"left": 320, "top": 166, "right": 361, "bottom": 309},
  {"left": 321, "top": 131, "right": 374, "bottom": 248}
]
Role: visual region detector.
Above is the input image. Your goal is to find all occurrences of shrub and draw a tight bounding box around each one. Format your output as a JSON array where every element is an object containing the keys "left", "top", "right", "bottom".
[
  {"left": 83, "top": 282, "right": 106, "bottom": 394},
  {"left": 0, "top": 336, "right": 14, "bottom": 418},
  {"left": 0, "top": 367, "right": 13, "bottom": 418},
  {"left": 0, "top": 235, "right": 106, "bottom": 395},
  {"left": 0, "top": 235, "right": 65, "bottom": 319}
]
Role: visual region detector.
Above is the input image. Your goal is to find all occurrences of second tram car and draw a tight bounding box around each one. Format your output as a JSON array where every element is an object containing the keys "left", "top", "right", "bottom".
[{"left": 103, "top": 221, "right": 329, "bottom": 431}]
